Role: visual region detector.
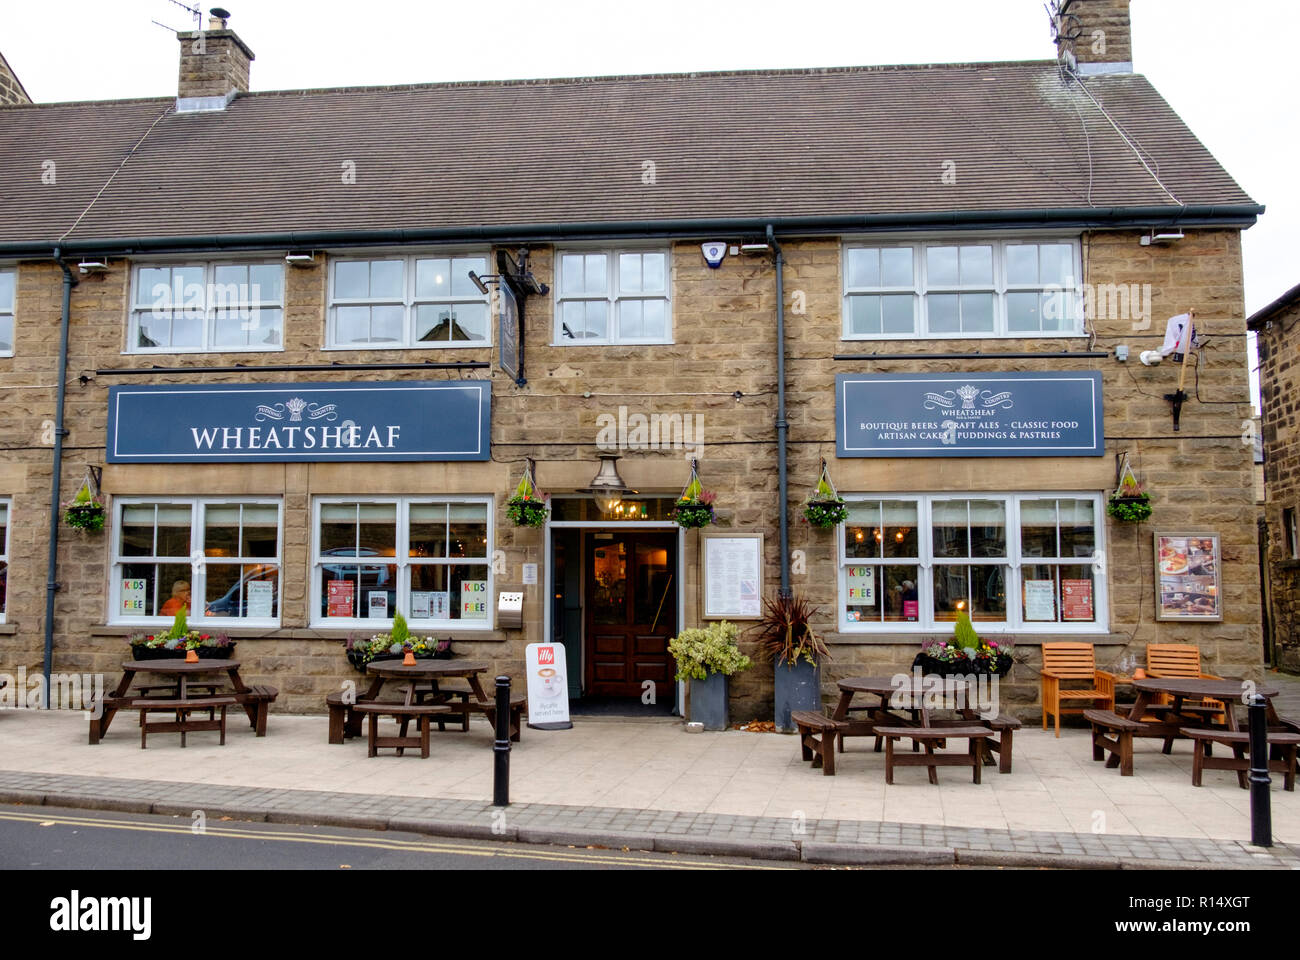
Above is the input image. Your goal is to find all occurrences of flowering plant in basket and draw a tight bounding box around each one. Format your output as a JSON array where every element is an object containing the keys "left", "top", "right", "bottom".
[
  {"left": 344, "top": 611, "right": 452, "bottom": 673},
  {"left": 506, "top": 467, "right": 549, "bottom": 528}
]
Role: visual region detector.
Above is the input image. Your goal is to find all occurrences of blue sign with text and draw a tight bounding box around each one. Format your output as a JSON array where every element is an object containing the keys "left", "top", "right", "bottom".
[
  {"left": 836, "top": 371, "right": 1104, "bottom": 458},
  {"left": 106, "top": 381, "right": 491, "bottom": 462}
]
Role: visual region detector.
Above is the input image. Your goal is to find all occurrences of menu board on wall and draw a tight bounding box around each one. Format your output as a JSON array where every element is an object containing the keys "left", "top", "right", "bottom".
[
  {"left": 1155, "top": 533, "right": 1222, "bottom": 621},
  {"left": 326, "top": 580, "right": 354, "bottom": 618},
  {"left": 701, "top": 533, "right": 764, "bottom": 620}
]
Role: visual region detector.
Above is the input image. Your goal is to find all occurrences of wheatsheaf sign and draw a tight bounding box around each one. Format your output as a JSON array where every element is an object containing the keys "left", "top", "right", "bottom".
[
  {"left": 106, "top": 381, "right": 491, "bottom": 462},
  {"left": 835, "top": 371, "right": 1104, "bottom": 458}
]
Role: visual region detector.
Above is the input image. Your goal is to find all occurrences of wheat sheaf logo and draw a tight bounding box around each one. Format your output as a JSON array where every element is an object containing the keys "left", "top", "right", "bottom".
[
  {"left": 923, "top": 384, "right": 1015, "bottom": 411},
  {"left": 253, "top": 397, "right": 340, "bottom": 423}
]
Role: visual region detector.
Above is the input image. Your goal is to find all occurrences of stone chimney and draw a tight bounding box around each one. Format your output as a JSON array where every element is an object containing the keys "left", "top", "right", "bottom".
[
  {"left": 1053, "top": 0, "right": 1133, "bottom": 76},
  {"left": 176, "top": 9, "right": 255, "bottom": 112},
  {"left": 0, "top": 50, "right": 32, "bottom": 105}
]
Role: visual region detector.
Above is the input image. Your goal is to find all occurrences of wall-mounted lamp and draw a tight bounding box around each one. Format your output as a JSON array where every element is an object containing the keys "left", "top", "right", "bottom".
[
  {"left": 1140, "top": 231, "right": 1184, "bottom": 247},
  {"left": 77, "top": 260, "right": 108, "bottom": 275},
  {"left": 578, "top": 454, "right": 637, "bottom": 515},
  {"left": 284, "top": 252, "right": 317, "bottom": 267}
]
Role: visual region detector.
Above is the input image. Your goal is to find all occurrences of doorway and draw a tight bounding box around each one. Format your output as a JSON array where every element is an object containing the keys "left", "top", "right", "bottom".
[{"left": 584, "top": 531, "right": 677, "bottom": 698}]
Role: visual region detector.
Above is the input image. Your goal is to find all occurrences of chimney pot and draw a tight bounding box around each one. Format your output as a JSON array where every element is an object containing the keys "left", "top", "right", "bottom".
[{"left": 176, "top": 11, "right": 254, "bottom": 110}]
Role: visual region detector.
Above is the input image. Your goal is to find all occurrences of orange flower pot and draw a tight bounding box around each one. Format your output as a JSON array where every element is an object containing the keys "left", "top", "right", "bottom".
[
  {"left": 402, "top": 651, "right": 416, "bottom": 666},
  {"left": 185, "top": 649, "right": 199, "bottom": 663}
]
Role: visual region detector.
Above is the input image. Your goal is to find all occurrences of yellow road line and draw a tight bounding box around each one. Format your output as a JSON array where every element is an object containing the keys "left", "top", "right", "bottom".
[{"left": 0, "top": 810, "right": 791, "bottom": 870}]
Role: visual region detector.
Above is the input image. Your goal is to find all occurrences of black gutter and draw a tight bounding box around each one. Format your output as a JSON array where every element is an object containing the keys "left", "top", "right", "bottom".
[
  {"left": 94, "top": 360, "right": 491, "bottom": 376},
  {"left": 768, "top": 225, "right": 791, "bottom": 600},
  {"left": 45, "top": 250, "right": 76, "bottom": 703},
  {"left": 0, "top": 205, "right": 1264, "bottom": 258},
  {"left": 834, "top": 351, "right": 1112, "bottom": 361}
]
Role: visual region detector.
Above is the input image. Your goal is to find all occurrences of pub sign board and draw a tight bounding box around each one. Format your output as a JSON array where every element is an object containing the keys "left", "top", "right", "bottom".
[
  {"left": 106, "top": 381, "right": 490, "bottom": 463},
  {"left": 836, "top": 371, "right": 1104, "bottom": 458}
]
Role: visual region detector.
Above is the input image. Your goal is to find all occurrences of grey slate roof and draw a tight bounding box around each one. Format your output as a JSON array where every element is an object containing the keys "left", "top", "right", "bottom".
[{"left": 0, "top": 60, "right": 1257, "bottom": 247}]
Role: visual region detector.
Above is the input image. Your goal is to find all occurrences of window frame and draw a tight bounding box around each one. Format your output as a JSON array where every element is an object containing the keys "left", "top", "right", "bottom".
[
  {"left": 841, "top": 238, "right": 1084, "bottom": 340},
  {"left": 1284, "top": 507, "right": 1299, "bottom": 560},
  {"left": 127, "top": 260, "right": 286, "bottom": 355},
  {"left": 325, "top": 251, "right": 493, "bottom": 350},
  {"left": 108, "top": 497, "right": 284, "bottom": 628},
  {"left": 837, "top": 492, "right": 1107, "bottom": 634},
  {"left": 310, "top": 495, "right": 495, "bottom": 630},
  {"left": 553, "top": 246, "right": 673, "bottom": 345},
  {"left": 0, "top": 266, "right": 14, "bottom": 357}
]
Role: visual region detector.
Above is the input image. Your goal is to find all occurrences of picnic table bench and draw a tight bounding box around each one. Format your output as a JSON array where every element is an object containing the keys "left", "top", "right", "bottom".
[
  {"left": 353, "top": 702, "right": 451, "bottom": 758},
  {"left": 875, "top": 726, "right": 993, "bottom": 784},
  {"left": 1180, "top": 727, "right": 1299, "bottom": 791},
  {"left": 791, "top": 711, "right": 847, "bottom": 775},
  {"left": 136, "top": 696, "right": 236, "bottom": 748}
]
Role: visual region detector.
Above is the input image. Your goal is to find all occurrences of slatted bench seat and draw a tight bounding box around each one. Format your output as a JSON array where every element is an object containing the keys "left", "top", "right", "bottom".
[
  {"left": 1180, "top": 727, "right": 1299, "bottom": 791},
  {"left": 238, "top": 685, "right": 278, "bottom": 737},
  {"left": 326, "top": 689, "right": 358, "bottom": 744},
  {"left": 353, "top": 702, "right": 450, "bottom": 758},
  {"left": 461, "top": 694, "right": 527, "bottom": 742},
  {"left": 136, "top": 697, "right": 236, "bottom": 748},
  {"left": 874, "top": 726, "right": 993, "bottom": 784},
  {"left": 1084, "top": 709, "right": 1145, "bottom": 776},
  {"left": 791, "top": 711, "right": 848, "bottom": 775}
]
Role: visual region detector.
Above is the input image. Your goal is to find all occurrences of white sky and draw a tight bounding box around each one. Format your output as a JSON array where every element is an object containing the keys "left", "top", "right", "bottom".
[{"left": 4, "top": 0, "right": 1295, "bottom": 404}]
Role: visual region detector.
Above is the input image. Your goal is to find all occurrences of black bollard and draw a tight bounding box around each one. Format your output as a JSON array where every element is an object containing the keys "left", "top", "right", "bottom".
[
  {"left": 493, "top": 675, "right": 511, "bottom": 807},
  {"left": 1247, "top": 693, "right": 1271, "bottom": 847}
]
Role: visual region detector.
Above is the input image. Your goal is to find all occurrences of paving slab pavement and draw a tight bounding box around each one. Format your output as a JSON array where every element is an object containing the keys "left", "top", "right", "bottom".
[{"left": 1, "top": 700, "right": 1298, "bottom": 869}]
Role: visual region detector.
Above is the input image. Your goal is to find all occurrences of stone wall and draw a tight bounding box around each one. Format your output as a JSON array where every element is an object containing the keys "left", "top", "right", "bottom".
[
  {"left": 0, "top": 52, "right": 30, "bottom": 105},
  {"left": 1255, "top": 297, "right": 1300, "bottom": 671},
  {"left": 0, "top": 228, "right": 1264, "bottom": 721}
]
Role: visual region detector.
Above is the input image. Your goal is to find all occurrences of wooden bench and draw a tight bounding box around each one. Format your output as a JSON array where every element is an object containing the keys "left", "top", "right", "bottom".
[
  {"left": 791, "top": 711, "right": 848, "bottom": 775},
  {"left": 326, "top": 690, "right": 358, "bottom": 744},
  {"left": 352, "top": 702, "right": 450, "bottom": 758},
  {"left": 874, "top": 726, "right": 993, "bottom": 784},
  {"left": 238, "top": 685, "right": 278, "bottom": 737},
  {"left": 136, "top": 697, "right": 236, "bottom": 748},
  {"left": 1180, "top": 727, "right": 1300, "bottom": 791},
  {"left": 1083, "top": 709, "right": 1145, "bottom": 776},
  {"left": 981, "top": 714, "right": 1020, "bottom": 774}
]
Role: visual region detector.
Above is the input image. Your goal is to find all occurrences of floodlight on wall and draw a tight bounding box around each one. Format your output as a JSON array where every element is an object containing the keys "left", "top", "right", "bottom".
[
  {"left": 739, "top": 242, "right": 772, "bottom": 254},
  {"left": 77, "top": 260, "right": 108, "bottom": 275},
  {"left": 284, "top": 252, "right": 317, "bottom": 267},
  {"left": 1140, "top": 231, "right": 1185, "bottom": 247}
]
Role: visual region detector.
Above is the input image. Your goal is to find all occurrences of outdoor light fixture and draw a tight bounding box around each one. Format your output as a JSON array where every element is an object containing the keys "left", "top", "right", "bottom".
[
  {"left": 467, "top": 270, "right": 497, "bottom": 295},
  {"left": 1140, "top": 231, "right": 1185, "bottom": 247},
  {"left": 77, "top": 260, "right": 108, "bottom": 274},
  {"left": 284, "top": 252, "right": 317, "bottom": 267},
  {"left": 740, "top": 242, "right": 772, "bottom": 254},
  {"left": 578, "top": 454, "right": 637, "bottom": 514}
]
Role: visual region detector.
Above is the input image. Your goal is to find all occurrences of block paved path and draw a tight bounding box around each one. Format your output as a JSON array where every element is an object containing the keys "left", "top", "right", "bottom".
[{"left": 0, "top": 769, "right": 1295, "bottom": 869}]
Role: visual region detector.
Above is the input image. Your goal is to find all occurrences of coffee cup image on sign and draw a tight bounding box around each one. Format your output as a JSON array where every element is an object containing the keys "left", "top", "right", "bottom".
[{"left": 537, "top": 667, "right": 561, "bottom": 697}]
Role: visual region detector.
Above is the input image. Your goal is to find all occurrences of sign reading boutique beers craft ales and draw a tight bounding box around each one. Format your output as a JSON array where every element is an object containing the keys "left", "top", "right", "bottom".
[
  {"left": 835, "top": 371, "right": 1104, "bottom": 458},
  {"left": 105, "top": 381, "right": 490, "bottom": 462}
]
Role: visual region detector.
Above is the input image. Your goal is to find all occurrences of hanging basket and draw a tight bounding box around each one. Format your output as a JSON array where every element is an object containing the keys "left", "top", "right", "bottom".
[
  {"left": 65, "top": 501, "right": 106, "bottom": 532},
  {"left": 670, "top": 459, "right": 716, "bottom": 528},
  {"left": 505, "top": 460, "right": 549, "bottom": 527},
  {"left": 802, "top": 459, "right": 848, "bottom": 528},
  {"left": 1107, "top": 454, "right": 1152, "bottom": 523}
]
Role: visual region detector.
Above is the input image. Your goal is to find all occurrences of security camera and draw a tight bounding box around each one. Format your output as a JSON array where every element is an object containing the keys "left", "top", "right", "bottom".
[{"left": 1139, "top": 350, "right": 1163, "bottom": 366}]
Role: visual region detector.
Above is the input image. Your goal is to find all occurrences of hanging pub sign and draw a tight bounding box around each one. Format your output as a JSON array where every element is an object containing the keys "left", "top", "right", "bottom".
[
  {"left": 835, "top": 371, "right": 1104, "bottom": 458},
  {"left": 106, "top": 381, "right": 490, "bottom": 463},
  {"left": 497, "top": 281, "right": 522, "bottom": 384}
]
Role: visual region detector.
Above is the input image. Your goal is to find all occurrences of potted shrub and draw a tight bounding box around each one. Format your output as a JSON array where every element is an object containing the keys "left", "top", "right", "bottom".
[
  {"left": 802, "top": 461, "right": 848, "bottom": 529},
  {"left": 912, "top": 612, "right": 1013, "bottom": 678},
  {"left": 1107, "top": 478, "right": 1152, "bottom": 523},
  {"left": 129, "top": 607, "right": 235, "bottom": 660},
  {"left": 668, "top": 620, "right": 751, "bottom": 731},
  {"left": 750, "top": 593, "right": 830, "bottom": 732},
  {"left": 343, "top": 611, "right": 452, "bottom": 673},
  {"left": 64, "top": 484, "right": 105, "bottom": 533},
  {"left": 506, "top": 466, "right": 548, "bottom": 528}
]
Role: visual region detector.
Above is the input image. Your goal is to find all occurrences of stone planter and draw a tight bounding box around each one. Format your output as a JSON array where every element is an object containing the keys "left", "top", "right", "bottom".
[
  {"left": 774, "top": 658, "right": 822, "bottom": 732},
  {"left": 689, "top": 671, "right": 729, "bottom": 731}
]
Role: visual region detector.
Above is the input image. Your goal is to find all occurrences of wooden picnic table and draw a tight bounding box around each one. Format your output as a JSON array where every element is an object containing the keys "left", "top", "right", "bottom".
[
  {"left": 1128, "top": 677, "right": 1280, "bottom": 735},
  {"left": 830, "top": 675, "right": 973, "bottom": 737},
  {"left": 339, "top": 660, "right": 492, "bottom": 741},
  {"left": 89, "top": 659, "right": 277, "bottom": 744}
]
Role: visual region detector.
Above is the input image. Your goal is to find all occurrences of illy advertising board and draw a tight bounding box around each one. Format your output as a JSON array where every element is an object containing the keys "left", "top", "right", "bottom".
[
  {"left": 106, "top": 381, "right": 490, "bottom": 463},
  {"left": 524, "top": 642, "right": 573, "bottom": 730},
  {"left": 836, "top": 371, "right": 1104, "bottom": 458}
]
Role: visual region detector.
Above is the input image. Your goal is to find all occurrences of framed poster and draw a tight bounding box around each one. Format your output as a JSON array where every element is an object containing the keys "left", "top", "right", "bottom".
[
  {"left": 1154, "top": 532, "right": 1221, "bottom": 621},
  {"left": 700, "top": 532, "right": 764, "bottom": 620}
]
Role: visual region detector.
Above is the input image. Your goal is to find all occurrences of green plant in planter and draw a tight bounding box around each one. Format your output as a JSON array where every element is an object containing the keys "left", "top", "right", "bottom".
[
  {"left": 749, "top": 593, "right": 830, "bottom": 668},
  {"left": 802, "top": 462, "right": 847, "bottom": 528},
  {"left": 506, "top": 467, "right": 549, "bottom": 527},
  {"left": 668, "top": 620, "right": 752, "bottom": 681},
  {"left": 1107, "top": 479, "right": 1152, "bottom": 523},
  {"left": 64, "top": 484, "right": 105, "bottom": 532},
  {"left": 670, "top": 472, "right": 716, "bottom": 528}
]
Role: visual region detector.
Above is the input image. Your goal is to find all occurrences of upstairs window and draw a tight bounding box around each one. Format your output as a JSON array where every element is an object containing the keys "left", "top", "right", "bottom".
[
  {"left": 555, "top": 249, "right": 671, "bottom": 344},
  {"left": 328, "top": 254, "right": 490, "bottom": 348},
  {"left": 0, "top": 268, "right": 14, "bottom": 355},
  {"left": 843, "top": 239, "right": 1080, "bottom": 339},
  {"left": 130, "top": 262, "right": 284, "bottom": 352}
]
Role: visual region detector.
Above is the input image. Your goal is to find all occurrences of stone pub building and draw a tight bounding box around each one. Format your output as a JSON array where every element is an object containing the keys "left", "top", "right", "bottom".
[{"left": 0, "top": 1, "right": 1266, "bottom": 720}]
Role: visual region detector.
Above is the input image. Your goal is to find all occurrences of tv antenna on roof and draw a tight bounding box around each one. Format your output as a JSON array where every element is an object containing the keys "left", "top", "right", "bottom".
[{"left": 151, "top": 0, "right": 202, "bottom": 34}]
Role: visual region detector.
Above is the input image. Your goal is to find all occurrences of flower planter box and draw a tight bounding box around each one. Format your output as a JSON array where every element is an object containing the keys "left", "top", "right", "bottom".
[
  {"left": 774, "top": 659, "right": 822, "bottom": 733},
  {"left": 130, "top": 644, "right": 237, "bottom": 661},
  {"left": 689, "top": 672, "right": 729, "bottom": 731},
  {"left": 911, "top": 652, "right": 1012, "bottom": 678}
]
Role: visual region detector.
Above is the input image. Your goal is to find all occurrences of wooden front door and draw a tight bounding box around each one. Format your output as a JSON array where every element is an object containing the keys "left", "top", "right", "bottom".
[{"left": 584, "top": 532, "right": 677, "bottom": 697}]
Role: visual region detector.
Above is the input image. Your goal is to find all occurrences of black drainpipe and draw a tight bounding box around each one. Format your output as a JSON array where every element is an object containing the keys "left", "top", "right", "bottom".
[
  {"left": 767, "top": 225, "right": 790, "bottom": 599},
  {"left": 44, "top": 250, "right": 76, "bottom": 702}
]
